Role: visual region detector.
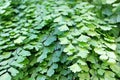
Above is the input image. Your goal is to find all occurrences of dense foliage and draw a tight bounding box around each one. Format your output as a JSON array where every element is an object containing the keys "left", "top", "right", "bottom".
[{"left": 0, "top": 0, "right": 120, "bottom": 80}]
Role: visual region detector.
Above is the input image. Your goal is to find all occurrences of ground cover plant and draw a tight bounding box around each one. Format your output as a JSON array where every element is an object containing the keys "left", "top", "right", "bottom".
[{"left": 0, "top": 0, "right": 120, "bottom": 80}]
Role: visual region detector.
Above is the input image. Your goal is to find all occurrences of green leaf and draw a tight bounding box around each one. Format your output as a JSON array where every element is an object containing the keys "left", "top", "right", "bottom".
[
  {"left": 97, "top": 69, "right": 105, "bottom": 75},
  {"left": 58, "top": 25, "right": 69, "bottom": 31},
  {"left": 47, "top": 68, "right": 54, "bottom": 77},
  {"left": 89, "top": 40, "right": 99, "bottom": 47},
  {"left": 104, "top": 71, "right": 115, "bottom": 80},
  {"left": 109, "top": 15, "right": 117, "bottom": 23},
  {"left": 54, "top": 16, "right": 62, "bottom": 23},
  {"left": 47, "top": 64, "right": 58, "bottom": 77},
  {"left": 37, "top": 53, "right": 47, "bottom": 63},
  {"left": 37, "top": 50, "right": 48, "bottom": 63},
  {"left": 71, "top": 29, "right": 81, "bottom": 36},
  {"left": 78, "top": 73, "right": 90, "bottom": 80},
  {"left": 81, "top": 65, "right": 89, "bottom": 72},
  {"left": 92, "top": 76, "right": 99, "bottom": 80},
  {"left": 107, "top": 58, "right": 116, "bottom": 64},
  {"left": 78, "top": 35, "right": 90, "bottom": 42},
  {"left": 110, "top": 64, "right": 120, "bottom": 75},
  {"left": 99, "top": 26, "right": 112, "bottom": 31},
  {"left": 51, "top": 63, "right": 58, "bottom": 69},
  {"left": 77, "top": 48, "right": 89, "bottom": 58},
  {"left": 63, "top": 44, "right": 75, "bottom": 55},
  {"left": 87, "top": 55, "right": 96, "bottom": 63},
  {"left": 80, "top": 26, "right": 89, "bottom": 33},
  {"left": 24, "top": 44, "right": 34, "bottom": 50},
  {"left": 117, "top": 15, "right": 120, "bottom": 22},
  {"left": 16, "top": 56, "right": 25, "bottom": 62},
  {"left": 1, "top": 33, "right": 9, "bottom": 37},
  {"left": 14, "top": 36, "right": 26, "bottom": 44},
  {"left": 94, "top": 48, "right": 106, "bottom": 55},
  {"left": 0, "top": 9, "right": 5, "bottom": 14},
  {"left": 8, "top": 67, "right": 19, "bottom": 76},
  {"left": 77, "top": 59, "right": 86, "bottom": 65},
  {"left": 35, "top": 21, "right": 46, "bottom": 29},
  {"left": 19, "top": 50, "right": 31, "bottom": 57},
  {"left": 43, "top": 36, "right": 56, "bottom": 46},
  {"left": 0, "top": 70, "right": 7, "bottom": 75},
  {"left": 36, "top": 75, "right": 46, "bottom": 80},
  {"left": 73, "top": 16, "right": 82, "bottom": 22},
  {"left": 104, "top": 37, "right": 115, "bottom": 42},
  {"left": 0, "top": 60, "right": 9, "bottom": 66},
  {"left": 99, "top": 54, "right": 108, "bottom": 60},
  {"left": 102, "top": 7, "right": 112, "bottom": 16},
  {"left": 106, "top": 0, "right": 116, "bottom": 4},
  {"left": 37, "top": 46, "right": 54, "bottom": 63},
  {"left": 104, "top": 42, "right": 116, "bottom": 50},
  {"left": 60, "top": 70, "right": 69, "bottom": 76},
  {"left": 10, "top": 61, "right": 23, "bottom": 68},
  {"left": 59, "top": 37, "right": 69, "bottom": 44},
  {"left": 51, "top": 51, "right": 61, "bottom": 62},
  {"left": 106, "top": 51, "right": 116, "bottom": 59},
  {"left": 69, "top": 63, "right": 81, "bottom": 73},
  {"left": 87, "top": 31, "right": 99, "bottom": 37},
  {"left": 29, "top": 34, "right": 37, "bottom": 40},
  {"left": 0, "top": 52, "right": 11, "bottom": 60},
  {"left": 0, "top": 73, "right": 11, "bottom": 80}
]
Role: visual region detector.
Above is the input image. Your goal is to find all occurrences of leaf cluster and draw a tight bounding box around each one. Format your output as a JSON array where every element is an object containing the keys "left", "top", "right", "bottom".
[{"left": 0, "top": 0, "right": 120, "bottom": 80}]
